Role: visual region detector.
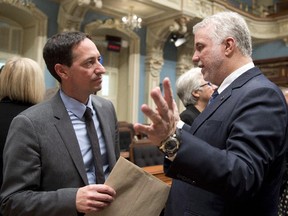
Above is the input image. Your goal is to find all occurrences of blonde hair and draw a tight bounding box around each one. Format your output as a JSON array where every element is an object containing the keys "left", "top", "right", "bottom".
[{"left": 0, "top": 56, "right": 45, "bottom": 104}]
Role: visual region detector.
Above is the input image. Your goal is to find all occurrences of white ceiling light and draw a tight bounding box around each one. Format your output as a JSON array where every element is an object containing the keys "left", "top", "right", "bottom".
[
  {"left": 170, "top": 33, "right": 187, "bottom": 47},
  {"left": 169, "top": 17, "right": 190, "bottom": 47},
  {"left": 174, "top": 37, "right": 187, "bottom": 47}
]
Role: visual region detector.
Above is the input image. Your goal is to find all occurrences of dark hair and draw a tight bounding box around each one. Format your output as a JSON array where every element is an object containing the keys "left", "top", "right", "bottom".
[{"left": 43, "top": 31, "right": 91, "bottom": 82}]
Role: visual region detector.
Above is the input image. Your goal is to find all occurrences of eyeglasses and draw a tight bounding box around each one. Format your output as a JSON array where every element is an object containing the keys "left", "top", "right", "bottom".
[{"left": 199, "top": 82, "right": 212, "bottom": 88}]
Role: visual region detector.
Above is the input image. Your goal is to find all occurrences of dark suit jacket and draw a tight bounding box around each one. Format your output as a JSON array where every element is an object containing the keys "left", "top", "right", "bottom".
[
  {"left": 179, "top": 104, "right": 200, "bottom": 126},
  {"left": 0, "top": 92, "right": 120, "bottom": 216},
  {"left": 164, "top": 67, "right": 288, "bottom": 216},
  {"left": 0, "top": 99, "right": 32, "bottom": 187}
]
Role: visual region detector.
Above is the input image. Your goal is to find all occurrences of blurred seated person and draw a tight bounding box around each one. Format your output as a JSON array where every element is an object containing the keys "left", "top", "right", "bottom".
[
  {"left": 0, "top": 56, "right": 45, "bottom": 186},
  {"left": 278, "top": 86, "right": 288, "bottom": 216},
  {"left": 280, "top": 87, "right": 288, "bottom": 104},
  {"left": 176, "top": 67, "right": 216, "bottom": 125}
]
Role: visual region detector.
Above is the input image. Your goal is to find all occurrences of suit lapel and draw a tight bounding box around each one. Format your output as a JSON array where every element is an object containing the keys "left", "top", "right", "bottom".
[
  {"left": 191, "top": 90, "right": 231, "bottom": 134},
  {"left": 51, "top": 93, "right": 89, "bottom": 184},
  {"left": 191, "top": 67, "right": 262, "bottom": 134}
]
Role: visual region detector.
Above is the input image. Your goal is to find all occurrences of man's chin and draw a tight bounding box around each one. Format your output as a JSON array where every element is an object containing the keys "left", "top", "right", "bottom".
[{"left": 92, "top": 86, "right": 102, "bottom": 94}]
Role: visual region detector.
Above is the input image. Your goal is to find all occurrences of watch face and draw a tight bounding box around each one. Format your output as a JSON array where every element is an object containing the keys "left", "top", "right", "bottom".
[
  {"left": 166, "top": 139, "right": 178, "bottom": 150},
  {"left": 159, "top": 134, "right": 180, "bottom": 157}
]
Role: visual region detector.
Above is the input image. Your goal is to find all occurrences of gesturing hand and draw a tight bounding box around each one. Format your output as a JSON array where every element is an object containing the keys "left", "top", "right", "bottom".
[{"left": 134, "top": 77, "right": 180, "bottom": 145}]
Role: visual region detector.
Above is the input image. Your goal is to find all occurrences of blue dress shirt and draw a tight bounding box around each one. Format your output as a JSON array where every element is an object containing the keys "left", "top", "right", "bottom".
[{"left": 60, "top": 90, "right": 108, "bottom": 184}]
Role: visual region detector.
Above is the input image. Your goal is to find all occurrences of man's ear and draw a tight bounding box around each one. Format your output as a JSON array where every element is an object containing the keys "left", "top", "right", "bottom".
[
  {"left": 54, "top": 63, "right": 69, "bottom": 80},
  {"left": 224, "top": 37, "right": 235, "bottom": 56}
]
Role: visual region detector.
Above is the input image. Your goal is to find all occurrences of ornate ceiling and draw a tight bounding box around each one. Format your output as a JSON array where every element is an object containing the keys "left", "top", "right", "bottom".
[{"left": 53, "top": 0, "right": 288, "bottom": 45}]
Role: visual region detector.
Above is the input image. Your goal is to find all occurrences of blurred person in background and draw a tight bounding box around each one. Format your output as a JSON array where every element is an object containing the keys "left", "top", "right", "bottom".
[
  {"left": 176, "top": 67, "right": 215, "bottom": 126},
  {"left": 0, "top": 56, "right": 45, "bottom": 187},
  {"left": 278, "top": 86, "right": 288, "bottom": 216},
  {"left": 280, "top": 87, "right": 288, "bottom": 104}
]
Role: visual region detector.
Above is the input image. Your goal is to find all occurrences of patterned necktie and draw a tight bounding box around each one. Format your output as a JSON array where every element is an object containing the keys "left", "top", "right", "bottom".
[
  {"left": 208, "top": 89, "right": 219, "bottom": 106},
  {"left": 84, "top": 107, "right": 105, "bottom": 184}
]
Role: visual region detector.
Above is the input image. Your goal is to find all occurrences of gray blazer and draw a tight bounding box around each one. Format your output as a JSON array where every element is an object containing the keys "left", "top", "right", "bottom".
[{"left": 0, "top": 92, "right": 120, "bottom": 216}]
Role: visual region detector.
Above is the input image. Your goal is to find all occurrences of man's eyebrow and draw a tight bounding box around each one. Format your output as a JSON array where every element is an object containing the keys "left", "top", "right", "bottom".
[
  {"left": 195, "top": 42, "right": 203, "bottom": 45},
  {"left": 195, "top": 42, "right": 203, "bottom": 48}
]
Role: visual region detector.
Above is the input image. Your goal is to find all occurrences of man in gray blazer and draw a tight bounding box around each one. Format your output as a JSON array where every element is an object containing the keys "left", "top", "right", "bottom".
[
  {"left": 0, "top": 32, "right": 120, "bottom": 216},
  {"left": 135, "top": 12, "right": 288, "bottom": 216}
]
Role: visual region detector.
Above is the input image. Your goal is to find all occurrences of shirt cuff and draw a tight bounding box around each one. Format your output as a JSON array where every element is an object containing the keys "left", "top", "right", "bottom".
[
  {"left": 177, "top": 120, "right": 184, "bottom": 129},
  {"left": 165, "top": 154, "right": 177, "bottom": 161}
]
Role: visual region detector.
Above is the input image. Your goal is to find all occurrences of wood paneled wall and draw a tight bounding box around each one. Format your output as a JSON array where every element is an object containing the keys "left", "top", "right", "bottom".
[{"left": 254, "top": 57, "right": 288, "bottom": 86}]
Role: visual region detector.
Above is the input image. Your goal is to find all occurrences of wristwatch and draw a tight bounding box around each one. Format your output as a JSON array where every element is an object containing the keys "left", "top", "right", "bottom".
[{"left": 158, "top": 128, "right": 181, "bottom": 157}]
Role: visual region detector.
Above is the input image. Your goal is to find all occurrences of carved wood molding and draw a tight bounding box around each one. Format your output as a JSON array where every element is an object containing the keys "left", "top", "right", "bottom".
[{"left": 254, "top": 57, "right": 288, "bottom": 85}]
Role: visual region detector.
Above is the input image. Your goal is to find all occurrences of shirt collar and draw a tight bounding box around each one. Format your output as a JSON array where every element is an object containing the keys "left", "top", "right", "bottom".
[
  {"left": 217, "top": 62, "right": 255, "bottom": 94},
  {"left": 59, "top": 90, "right": 93, "bottom": 119}
]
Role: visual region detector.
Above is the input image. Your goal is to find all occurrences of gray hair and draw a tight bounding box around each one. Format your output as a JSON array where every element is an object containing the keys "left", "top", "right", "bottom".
[
  {"left": 193, "top": 11, "right": 252, "bottom": 57},
  {"left": 176, "top": 67, "right": 202, "bottom": 106}
]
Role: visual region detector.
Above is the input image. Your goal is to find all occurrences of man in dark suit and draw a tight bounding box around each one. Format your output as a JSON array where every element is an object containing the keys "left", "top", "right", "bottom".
[
  {"left": 0, "top": 32, "right": 120, "bottom": 215},
  {"left": 134, "top": 12, "right": 288, "bottom": 216}
]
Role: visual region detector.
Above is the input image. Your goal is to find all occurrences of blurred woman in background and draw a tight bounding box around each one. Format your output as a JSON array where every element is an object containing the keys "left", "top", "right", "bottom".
[{"left": 0, "top": 56, "right": 45, "bottom": 187}]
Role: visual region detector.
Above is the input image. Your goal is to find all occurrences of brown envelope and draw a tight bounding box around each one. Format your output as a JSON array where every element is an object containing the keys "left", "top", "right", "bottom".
[{"left": 86, "top": 156, "right": 170, "bottom": 216}]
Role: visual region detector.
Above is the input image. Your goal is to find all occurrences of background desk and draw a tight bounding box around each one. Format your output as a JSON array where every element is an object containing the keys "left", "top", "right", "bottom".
[{"left": 143, "top": 165, "right": 172, "bottom": 185}]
